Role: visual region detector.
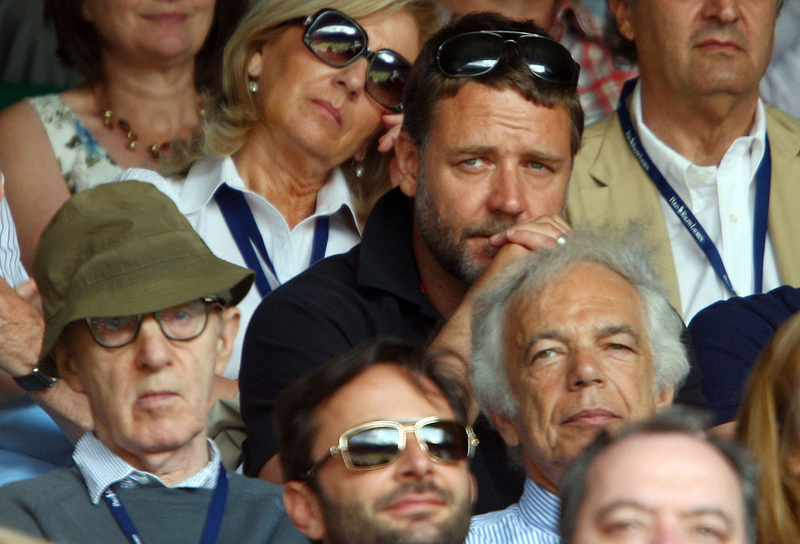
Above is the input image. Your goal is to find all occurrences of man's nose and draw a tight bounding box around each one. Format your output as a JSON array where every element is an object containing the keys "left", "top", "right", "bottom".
[
  {"left": 702, "top": 0, "right": 742, "bottom": 23},
  {"left": 651, "top": 521, "right": 681, "bottom": 544},
  {"left": 488, "top": 166, "right": 525, "bottom": 218},
  {"left": 134, "top": 316, "right": 171, "bottom": 370},
  {"left": 567, "top": 349, "right": 605, "bottom": 390},
  {"left": 394, "top": 435, "right": 435, "bottom": 479}
]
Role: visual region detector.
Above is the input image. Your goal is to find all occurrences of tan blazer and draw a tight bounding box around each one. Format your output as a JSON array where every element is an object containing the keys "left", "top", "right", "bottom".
[{"left": 567, "top": 106, "right": 800, "bottom": 315}]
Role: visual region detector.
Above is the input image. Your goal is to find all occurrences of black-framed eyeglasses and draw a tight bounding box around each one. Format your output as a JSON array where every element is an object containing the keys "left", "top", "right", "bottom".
[
  {"left": 305, "top": 416, "right": 479, "bottom": 479},
  {"left": 436, "top": 30, "right": 580, "bottom": 87},
  {"left": 85, "top": 296, "right": 223, "bottom": 348},
  {"left": 286, "top": 8, "right": 412, "bottom": 112}
]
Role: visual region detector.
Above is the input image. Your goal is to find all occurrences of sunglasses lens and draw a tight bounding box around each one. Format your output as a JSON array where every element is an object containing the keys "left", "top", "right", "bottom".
[
  {"left": 437, "top": 33, "right": 504, "bottom": 77},
  {"left": 516, "top": 35, "right": 578, "bottom": 85},
  {"left": 306, "top": 11, "right": 366, "bottom": 67},
  {"left": 436, "top": 31, "right": 578, "bottom": 86},
  {"left": 366, "top": 50, "right": 411, "bottom": 111},
  {"left": 419, "top": 421, "right": 470, "bottom": 461},
  {"left": 347, "top": 426, "right": 402, "bottom": 468}
]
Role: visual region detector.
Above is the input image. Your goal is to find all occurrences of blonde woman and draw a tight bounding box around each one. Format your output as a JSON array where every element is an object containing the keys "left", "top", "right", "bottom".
[
  {"left": 118, "top": 0, "right": 445, "bottom": 381},
  {"left": 737, "top": 311, "right": 800, "bottom": 544}
]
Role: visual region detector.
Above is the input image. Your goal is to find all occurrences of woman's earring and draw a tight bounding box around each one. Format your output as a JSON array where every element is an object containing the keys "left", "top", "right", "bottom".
[
  {"left": 350, "top": 157, "right": 365, "bottom": 179},
  {"left": 248, "top": 79, "right": 259, "bottom": 94}
]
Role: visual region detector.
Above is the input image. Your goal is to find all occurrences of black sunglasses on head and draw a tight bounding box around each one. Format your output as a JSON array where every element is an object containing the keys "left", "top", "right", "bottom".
[
  {"left": 436, "top": 30, "right": 580, "bottom": 87},
  {"left": 285, "top": 8, "right": 412, "bottom": 112}
]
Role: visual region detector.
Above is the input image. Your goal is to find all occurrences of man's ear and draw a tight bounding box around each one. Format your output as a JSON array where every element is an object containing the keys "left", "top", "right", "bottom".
[
  {"left": 608, "top": 0, "right": 635, "bottom": 41},
  {"left": 469, "top": 472, "right": 479, "bottom": 508},
  {"left": 655, "top": 386, "right": 675, "bottom": 412},
  {"left": 54, "top": 337, "right": 85, "bottom": 395},
  {"left": 214, "top": 306, "right": 240, "bottom": 377},
  {"left": 394, "top": 131, "right": 421, "bottom": 198},
  {"left": 488, "top": 408, "right": 520, "bottom": 448},
  {"left": 283, "top": 481, "right": 327, "bottom": 541}
]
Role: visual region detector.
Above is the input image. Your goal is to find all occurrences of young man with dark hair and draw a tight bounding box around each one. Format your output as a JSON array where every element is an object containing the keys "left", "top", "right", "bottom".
[{"left": 275, "top": 337, "right": 477, "bottom": 544}]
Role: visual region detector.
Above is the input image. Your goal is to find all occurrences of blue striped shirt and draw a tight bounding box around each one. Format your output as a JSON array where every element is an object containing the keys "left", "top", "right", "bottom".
[
  {"left": 73, "top": 432, "right": 222, "bottom": 505},
  {"left": 467, "top": 478, "right": 561, "bottom": 544},
  {"left": 0, "top": 174, "right": 28, "bottom": 287}
]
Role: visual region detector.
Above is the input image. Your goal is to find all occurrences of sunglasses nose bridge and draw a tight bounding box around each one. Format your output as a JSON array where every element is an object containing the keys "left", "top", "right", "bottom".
[
  {"left": 500, "top": 38, "right": 526, "bottom": 64},
  {"left": 393, "top": 430, "right": 437, "bottom": 477}
]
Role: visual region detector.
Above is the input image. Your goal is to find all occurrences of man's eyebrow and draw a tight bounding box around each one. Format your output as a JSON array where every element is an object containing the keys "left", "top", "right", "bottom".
[
  {"left": 595, "top": 499, "right": 652, "bottom": 520},
  {"left": 682, "top": 507, "right": 733, "bottom": 529},
  {"left": 595, "top": 501, "right": 735, "bottom": 530},
  {"left": 597, "top": 324, "right": 641, "bottom": 343},
  {"left": 449, "top": 145, "right": 494, "bottom": 156},
  {"left": 521, "top": 330, "right": 565, "bottom": 358},
  {"left": 448, "top": 146, "right": 565, "bottom": 163}
]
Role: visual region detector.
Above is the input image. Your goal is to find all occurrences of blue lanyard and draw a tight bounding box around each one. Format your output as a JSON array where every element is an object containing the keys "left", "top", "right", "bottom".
[
  {"left": 616, "top": 78, "right": 771, "bottom": 296},
  {"left": 214, "top": 184, "right": 330, "bottom": 297},
  {"left": 102, "top": 464, "right": 228, "bottom": 544}
]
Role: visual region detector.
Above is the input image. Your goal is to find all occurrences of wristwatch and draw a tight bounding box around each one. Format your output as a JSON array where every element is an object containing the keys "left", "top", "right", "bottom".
[{"left": 14, "top": 368, "right": 58, "bottom": 391}]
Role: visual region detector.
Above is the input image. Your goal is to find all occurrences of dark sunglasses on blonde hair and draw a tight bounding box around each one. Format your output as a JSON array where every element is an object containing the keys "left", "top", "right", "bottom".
[
  {"left": 285, "top": 8, "right": 412, "bottom": 112},
  {"left": 305, "top": 417, "right": 479, "bottom": 479},
  {"left": 436, "top": 30, "right": 580, "bottom": 87}
]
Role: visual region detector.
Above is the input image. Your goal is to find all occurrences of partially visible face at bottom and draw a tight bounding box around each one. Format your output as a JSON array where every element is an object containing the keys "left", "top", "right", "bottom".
[{"left": 572, "top": 433, "right": 749, "bottom": 544}]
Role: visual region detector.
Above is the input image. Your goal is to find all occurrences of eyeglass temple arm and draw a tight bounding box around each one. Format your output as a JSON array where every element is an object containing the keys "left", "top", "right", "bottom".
[{"left": 304, "top": 446, "right": 339, "bottom": 480}]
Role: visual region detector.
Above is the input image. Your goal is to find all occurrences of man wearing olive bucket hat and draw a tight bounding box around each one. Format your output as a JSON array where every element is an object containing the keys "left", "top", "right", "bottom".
[{"left": 0, "top": 181, "right": 307, "bottom": 544}]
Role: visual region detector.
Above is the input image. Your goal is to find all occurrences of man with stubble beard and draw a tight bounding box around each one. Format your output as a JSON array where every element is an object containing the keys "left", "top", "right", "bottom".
[{"left": 274, "top": 338, "right": 478, "bottom": 544}]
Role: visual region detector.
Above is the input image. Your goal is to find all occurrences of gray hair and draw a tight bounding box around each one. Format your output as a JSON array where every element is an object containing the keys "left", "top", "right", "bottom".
[
  {"left": 605, "top": 0, "right": 785, "bottom": 64},
  {"left": 560, "top": 406, "right": 758, "bottom": 544},
  {"left": 470, "top": 227, "right": 689, "bottom": 417}
]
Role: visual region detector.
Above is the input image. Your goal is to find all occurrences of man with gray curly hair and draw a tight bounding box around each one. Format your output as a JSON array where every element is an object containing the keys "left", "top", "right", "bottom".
[{"left": 466, "top": 229, "right": 690, "bottom": 543}]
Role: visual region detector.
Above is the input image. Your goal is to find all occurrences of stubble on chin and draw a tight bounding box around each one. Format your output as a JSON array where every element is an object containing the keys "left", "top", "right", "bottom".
[
  {"left": 414, "top": 174, "right": 515, "bottom": 286},
  {"left": 317, "top": 481, "right": 471, "bottom": 544}
]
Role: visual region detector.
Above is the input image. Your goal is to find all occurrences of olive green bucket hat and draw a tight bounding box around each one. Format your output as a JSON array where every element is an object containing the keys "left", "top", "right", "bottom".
[{"left": 33, "top": 180, "right": 254, "bottom": 376}]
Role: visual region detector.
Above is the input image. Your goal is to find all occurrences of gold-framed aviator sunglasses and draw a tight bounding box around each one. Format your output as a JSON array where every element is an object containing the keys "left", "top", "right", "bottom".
[{"left": 305, "top": 416, "right": 479, "bottom": 479}]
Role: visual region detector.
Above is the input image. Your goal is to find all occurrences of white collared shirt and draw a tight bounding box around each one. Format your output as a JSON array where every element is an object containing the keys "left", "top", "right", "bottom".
[
  {"left": 73, "top": 432, "right": 222, "bottom": 505},
  {"left": 632, "top": 82, "right": 780, "bottom": 322},
  {"left": 116, "top": 157, "right": 361, "bottom": 378}
]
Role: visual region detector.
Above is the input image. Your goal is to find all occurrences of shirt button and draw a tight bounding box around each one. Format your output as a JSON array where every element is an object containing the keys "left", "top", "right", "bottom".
[
  {"left": 137, "top": 476, "right": 150, "bottom": 485},
  {"left": 697, "top": 173, "right": 708, "bottom": 183},
  {"left": 730, "top": 214, "right": 739, "bottom": 223}
]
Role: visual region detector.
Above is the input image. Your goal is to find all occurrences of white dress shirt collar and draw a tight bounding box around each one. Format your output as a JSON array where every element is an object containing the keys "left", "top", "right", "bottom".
[
  {"left": 631, "top": 80, "right": 767, "bottom": 201},
  {"left": 175, "top": 156, "right": 360, "bottom": 229}
]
